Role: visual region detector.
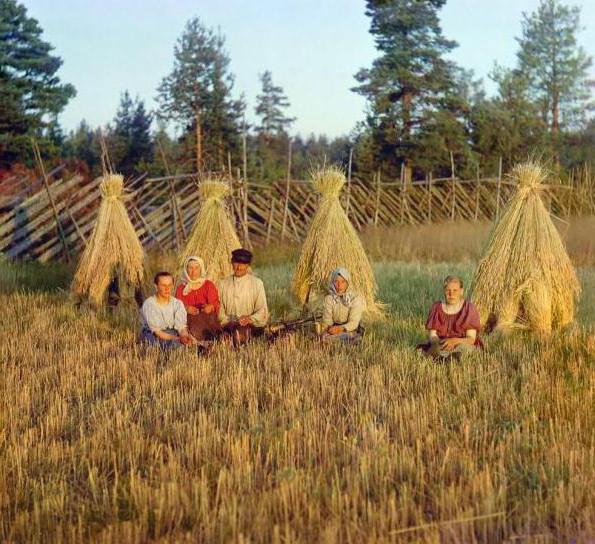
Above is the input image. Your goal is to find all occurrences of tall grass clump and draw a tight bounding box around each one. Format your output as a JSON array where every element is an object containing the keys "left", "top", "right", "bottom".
[
  {"left": 471, "top": 161, "right": 580, "bottom": 334},
  {"left": 292, "top": 166, "right": 381, "bottom": 314},
  {"left": 71, "top": 174, "right": 144, "bottom": 306},
  {"left": 179, "top": 179, "right": 241, "bottom": 281}
]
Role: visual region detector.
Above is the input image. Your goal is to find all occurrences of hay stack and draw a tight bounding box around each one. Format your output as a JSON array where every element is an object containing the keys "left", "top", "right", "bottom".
[
  {"left": 471, "top": 161, "right": 580, "bottom": 334},
  {"left": 72, "top": 174, "right": 144, "bottom": 305},
  {"left": 179, "top": 179, "right": 241, "bottom": 281},
  {"left": 291, "top": 166, "right": 381, "bottom": 314}
]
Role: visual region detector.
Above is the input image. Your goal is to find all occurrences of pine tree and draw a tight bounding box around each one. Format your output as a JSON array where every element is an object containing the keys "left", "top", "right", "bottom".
[
  {"left": 516, "top": 0, "right": 593, "bottom": 158},
  {"left": 255, "top": 71, "right": 295, "bottom": 138},
  {"left": 470, "top": 66, "right": 547, "bottom": 172},
  {"left": 352, "top": 0, "right": 460, "bottom": 179},
  {"left": 62, "top": 121, "right": 101, "bottom": 175},
  {"left": 202, "top": 48, "right": 245, "bottom": 170},
  {"left": 0, "top": 0, "right": 75, "bottom": 166},
  {"left": 156, "top": 18, "right": 244, "bottom": 171},
  {"left": 129, "top": 100, "right": 154, "bottom": 172},
  {"left": 110, "top": 91, "right": 135, "bottom": 169}
]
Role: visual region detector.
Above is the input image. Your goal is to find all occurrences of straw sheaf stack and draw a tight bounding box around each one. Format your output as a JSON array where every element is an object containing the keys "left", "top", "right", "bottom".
[
  {"left": 471, "top": 161, "right": 580, "bottom": 334},
  {"left": 292, "top": 166, "right": 382, "bottom": 315},
  {"left": 72, "top": 174, "right": 144, "bottom": 306},
  {"left": 179, "top": 179, "right": 241, "bottom": 281}
]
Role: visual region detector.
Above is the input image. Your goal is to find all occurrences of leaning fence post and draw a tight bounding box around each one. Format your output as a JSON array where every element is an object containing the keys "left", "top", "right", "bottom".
[
  {"left": 474, "top": 164, "right": 481, "bottom": 222},
  {"left": 241, "top": 125, "right": 251, "bottom": 249},
  {"left": 496, "top": 156, "right": 503, "bottom": 220},
  {"left": 450, "top": 151, "right": 456, "bottom": 221},
  {"left": 374, "top": 170, "right": 381, "bottom": 226},
  {"left": 266, "top": 195, "right": 275, "bottom": 245},
  {"left": 428, "top": 172, "right": 433, "bottom": 223},
  {"left": 281, "top": 139, "right": 292, "bottom": 239},
  {"left": 346, "top": 148, "right": 353, "bottom": 217},
  {"left": 32, "top": 141, "right": 71, "bottom": 262}
]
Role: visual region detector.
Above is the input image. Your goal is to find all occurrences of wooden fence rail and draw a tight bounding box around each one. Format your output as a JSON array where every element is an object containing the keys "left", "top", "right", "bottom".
[{"left": 0, "top": 168, "right": 593, "bottom": 262}]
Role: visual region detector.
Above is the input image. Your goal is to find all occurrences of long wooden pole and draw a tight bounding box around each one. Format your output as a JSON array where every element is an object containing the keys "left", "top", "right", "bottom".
[
  {"left": 374, "top": 170, "right": 381, "bottom": 226},
  {"left": 450, "top": 151, "right": 456, "bottom": 221},
  {"left": 425, "top": 174, "right": 430, "bottom": 224},
  {"left": 241, "top": 124, "right": 251, "bottom": 248},
  {"left": 31, "top": 141, "right": 71, "bottom": 262},
  {"left": 281, "top": 139, "right": 292, "bottom": 239},
  {"left": 474, "top": 163, "right": 481, "bottom": 222},
  {"left": 157, "top": 139, "right": 186, "bottom": 248},
  {"left": 496, "top": 156, "right": 503, "bottom": 220},
  {"left": 346, "top": 148, "right": 353, "bottom": 217},
  {"left": 400, "top": 164, "right": 405, "bottom": 225},
  {"left": 266, "top": 197, "right": 275, "bottom": 245}
]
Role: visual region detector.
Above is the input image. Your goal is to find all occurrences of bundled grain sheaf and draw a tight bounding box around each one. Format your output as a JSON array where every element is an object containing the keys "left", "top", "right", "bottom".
[
  {"left": 72, "top": 174, "right": 144, "bottom": 306},
  {"left": 179, "top": 179, "right": 241, "bottom": 281},
  {"left": 291, "top": 166, "right": 381, "bottom": 314},
  {"left": 471, "top": 161, "right": 580, "bottom": 334}
]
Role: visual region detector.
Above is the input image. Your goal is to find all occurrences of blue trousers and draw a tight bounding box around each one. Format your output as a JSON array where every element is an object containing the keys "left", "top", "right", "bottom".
[{"left": 139, "top": 328, "right": 183, "bottom": 350}]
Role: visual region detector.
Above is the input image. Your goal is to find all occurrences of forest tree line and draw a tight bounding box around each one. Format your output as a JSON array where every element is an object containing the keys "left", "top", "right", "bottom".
[{"left": 0, "top": 0, "right": 593, "bottom": 184}]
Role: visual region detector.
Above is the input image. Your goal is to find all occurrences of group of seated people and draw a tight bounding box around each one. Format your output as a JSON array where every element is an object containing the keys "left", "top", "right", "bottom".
[{"left": 139, "top": 248, "right": 482, "bottom": 359}]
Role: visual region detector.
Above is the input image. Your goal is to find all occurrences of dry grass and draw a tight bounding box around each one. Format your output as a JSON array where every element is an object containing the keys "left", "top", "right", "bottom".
[
  {"left": 178, "top": 179, "right": 241, "bottom": 281},
  {"left": 361, "top": 216, "right": 595, "bottom": 267},
  {"left": 292, "top": 166, "right": 381, "bottom": 315},
  {"left": 71, "top": 174, "right": 144, "bottom": 305},
  {"left": 471, "top": 162, "right": 580, "bottom": 334},
  {"left": 0, "top": 255, "right": 594, "bottom": 543}
]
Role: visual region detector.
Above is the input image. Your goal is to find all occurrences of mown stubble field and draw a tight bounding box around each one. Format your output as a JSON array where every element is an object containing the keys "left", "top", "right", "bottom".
[{"left": 1, "top": 224, "right": 594, "bottom": 543}]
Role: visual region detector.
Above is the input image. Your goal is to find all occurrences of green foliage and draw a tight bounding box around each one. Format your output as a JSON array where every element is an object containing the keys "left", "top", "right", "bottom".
[
  {"left": 352, "top": 0, "right": 467, "bottom": 177},
  {"left": 61, "top": 120, "right": 101, "bottom": 176},
  {"left": 470, "top": 66, "right": 549, "bottom": 172},
  {"left": 156, "top": 18, "right": 245, "bottom": 171},
  {"left": 110, "top": 91, "right": 153, "bottom": 176},
  {"left": 255, "top": 70, "right": 295, "bottom": 137},
  {"left": 517, "top": 0, "right": 593, "bottom": 136},
  {"left": 0, "top": 0, "right": 75, "bottom": 167}
]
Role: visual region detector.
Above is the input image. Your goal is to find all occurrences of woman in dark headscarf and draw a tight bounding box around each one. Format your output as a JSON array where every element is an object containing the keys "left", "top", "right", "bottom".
[
  {"left": 320, "top": 267, "right": 365, "bottom": 345},
  {"left": 418, "top": 275, "right": 482, "bottom": 359}
]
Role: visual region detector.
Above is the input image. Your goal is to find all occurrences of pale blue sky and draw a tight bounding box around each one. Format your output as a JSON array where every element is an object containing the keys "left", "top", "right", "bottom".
[{"left": 23, "top": 0, "right": 595, "bottom": 138}]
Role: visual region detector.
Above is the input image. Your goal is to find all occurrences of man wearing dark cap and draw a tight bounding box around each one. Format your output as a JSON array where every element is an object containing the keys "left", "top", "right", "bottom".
[{"left": 217, "top": 248, "right": 268, "bottom": 344}]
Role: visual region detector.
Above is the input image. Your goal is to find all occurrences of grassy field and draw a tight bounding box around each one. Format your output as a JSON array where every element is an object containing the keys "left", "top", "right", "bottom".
[{"left": 0, "top": 245, "right": 594, "bottom": 542}]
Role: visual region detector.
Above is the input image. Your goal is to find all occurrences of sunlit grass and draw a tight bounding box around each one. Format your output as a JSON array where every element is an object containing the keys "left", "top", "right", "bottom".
[{"left": 0, "top": 253, "right": 593, "bottom": 542}]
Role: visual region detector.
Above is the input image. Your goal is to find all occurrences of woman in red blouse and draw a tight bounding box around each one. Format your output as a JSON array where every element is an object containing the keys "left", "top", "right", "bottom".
[{"left": 175, "top": 256, "right": 222, "bottom": 344}]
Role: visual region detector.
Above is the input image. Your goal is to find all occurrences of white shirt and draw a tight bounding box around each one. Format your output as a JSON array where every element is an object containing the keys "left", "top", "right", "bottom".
[
  {"left": 217, "top": 274, "right": 268, "bottom": 327},
  {"left": 140, "top": 296, "right": 187, "bottom": 333}
]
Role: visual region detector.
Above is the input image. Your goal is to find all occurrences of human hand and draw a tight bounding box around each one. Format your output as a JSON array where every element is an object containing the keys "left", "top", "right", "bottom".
[
  {"left": 440, "top": 338, "right": 460, "bottom": 351},
  {"left": 238, "top": 316, "right": 253, "bottom": 327},
  {"left": 328, "top": 325, "right": 344, "bottom": 335},
  {"left": 179, "top": 334, "right": 192, "bottom": 346},
  {"left": 186, "top": 306, "right": 199, "bottom": 315},
  {"left": 202, "top": 304, "right": 214, "bottom": 315}
]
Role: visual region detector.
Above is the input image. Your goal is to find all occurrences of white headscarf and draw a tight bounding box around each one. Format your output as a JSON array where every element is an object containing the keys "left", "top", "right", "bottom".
[
  {"left": 181, "top": 256, "right": 206, "bottom": 295},
  {"left": 328, "top": 267, "right": 356, "bottom": 307}
]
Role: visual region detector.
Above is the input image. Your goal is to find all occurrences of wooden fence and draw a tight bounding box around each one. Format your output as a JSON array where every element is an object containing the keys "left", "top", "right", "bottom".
[{"left": 0, "top": 168, "right": 593, "bottom": 262}]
